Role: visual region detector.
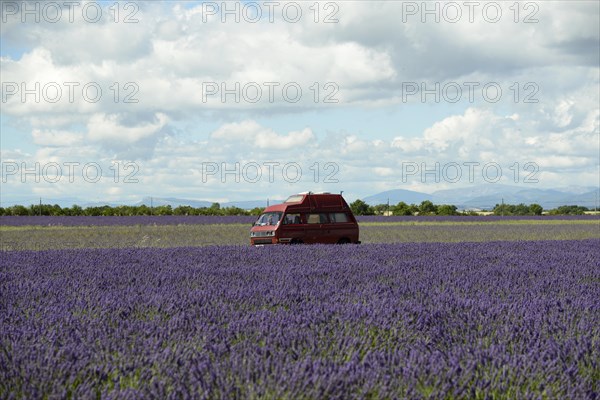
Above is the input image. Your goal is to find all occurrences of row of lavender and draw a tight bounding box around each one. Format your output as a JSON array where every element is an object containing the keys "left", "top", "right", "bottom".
[
  {"left": 2, "top": 214, "right": 598, "bottom": 226},
  {"left": 2, "top": 240, "right": 598, "bottom": 398},
  {"left": 2, "top": 223, "right": 599, "bottom": 252},
  {"left": 0, "top": 215, "right": 257, "bottom": 226}
]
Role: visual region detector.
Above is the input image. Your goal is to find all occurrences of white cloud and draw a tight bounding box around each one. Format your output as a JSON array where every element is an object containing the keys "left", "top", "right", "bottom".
[
  {"left": 87, "top": 113, "right": 169, "bottom": 144},
  {"left": 255, "top": 127, "right": 314, "bottom": 150},
  {"left": 211, "top": 120, "right": 263, "bottom": 140},
  {"left": 211, "top": 120, "right": 314, "bottom": 150},
  {"left": 1, "top": 1, "right": 598, "bottom": 202},
  {"left": 390, "top": 136, "right": 425, "bottom": 153},
  {"left": 373, "top": 167, "right": 395, "bottom": 177},
  {"left": 32, "top": 129, "right": 83, "bottom": 147},
  {"left": 553, "top": 100, "right": 575, "bottom": 128}
]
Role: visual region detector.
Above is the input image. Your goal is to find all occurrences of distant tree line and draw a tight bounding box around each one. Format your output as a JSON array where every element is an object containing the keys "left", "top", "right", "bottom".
[
  {"left": 0, "top": 201, "right": 593, "bottom": 217},
  {"left": 0, "top": 203, "right": 264, "bottom": 217},
  {"left": 349, "top": 199, "right": 593, "bottom": 216},
  {"left": 492, "top": 203, "right": 590, "bottom": 216},
  {"left": 349, "top": 200, "right": 464, "bottom": 216}
]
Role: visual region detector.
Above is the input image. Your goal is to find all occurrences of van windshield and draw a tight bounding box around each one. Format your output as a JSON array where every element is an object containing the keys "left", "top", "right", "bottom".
[{"left": 254, "top": 212, "right": 282, "bottom": 226}]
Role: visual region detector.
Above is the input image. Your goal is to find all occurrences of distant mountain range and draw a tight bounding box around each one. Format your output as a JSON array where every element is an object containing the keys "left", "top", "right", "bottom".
[
  {"left": 362, "top": 189, "right": 432, "bottom": 205},
  {"left": 56, "top": 198, "right": 281, "bottom": 209},
  {"left": 2, "top": 185, "right": 598, "bottom": 210},
  {"left": 133, "top": 197, "right": 282, "bottom": 210},
  {"left": 364, "top": 185, "right": 599, "bottom": 210}
]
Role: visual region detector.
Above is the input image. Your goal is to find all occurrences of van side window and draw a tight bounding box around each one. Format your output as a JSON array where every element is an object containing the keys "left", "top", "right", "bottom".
[
  {"left": 307, "top": 213, "right": 328, "bottom": 224},
  {"left": 329, "top": 213, "right": 349, "bottom": 223},
  {"left": 283, "top": 213, "right": 301, "bottom": 224}
]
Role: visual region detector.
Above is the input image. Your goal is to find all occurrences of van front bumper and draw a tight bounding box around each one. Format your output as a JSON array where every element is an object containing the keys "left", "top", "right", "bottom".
[
  {"left": 251, "top": 238, "right": 275, "bottom": 245},
  {"left": 251, "top": 237, "right": 294, "bottom": 245}
]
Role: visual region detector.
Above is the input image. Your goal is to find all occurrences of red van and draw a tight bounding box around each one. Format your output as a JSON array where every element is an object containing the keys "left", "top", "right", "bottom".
[{"left": 250, "top": 192, "right": 360, "bottom": 245}]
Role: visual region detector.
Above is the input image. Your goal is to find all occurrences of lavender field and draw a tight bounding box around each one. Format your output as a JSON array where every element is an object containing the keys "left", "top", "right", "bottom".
[
  {"left": 0, "top": 215, "right": 257, "bottom": 227},
  {"left": 1, "top": 240, "right": 599, "bottom": 399},
  {"left": 2, "top": 219, "right": 599, "bottom": 251},
  {"left": 1, "top": 214, "right": 598, "bottom": 227}
]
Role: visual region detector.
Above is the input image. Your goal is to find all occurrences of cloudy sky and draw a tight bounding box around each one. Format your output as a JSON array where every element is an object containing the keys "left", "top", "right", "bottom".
[{"left": 1, "top": 0, "right": 599, "bottom": 205}]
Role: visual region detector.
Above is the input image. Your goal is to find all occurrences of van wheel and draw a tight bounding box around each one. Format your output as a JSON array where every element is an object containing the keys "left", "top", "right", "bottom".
[
  {"left": 337, "top": 238, "right": 351, "bottom": 244},
  {"left": 290, "top": 239, "right": 303, "bottom": 245}
]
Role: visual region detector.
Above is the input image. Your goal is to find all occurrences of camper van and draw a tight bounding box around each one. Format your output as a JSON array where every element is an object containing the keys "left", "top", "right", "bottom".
[{"left": 250, "top": 192, "right": 360, "bottom": 245}]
